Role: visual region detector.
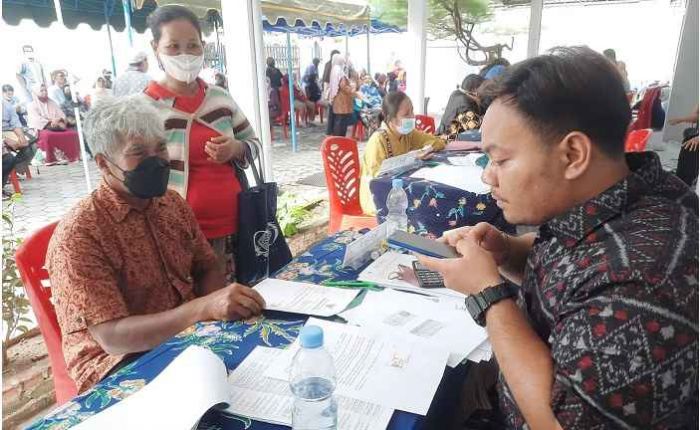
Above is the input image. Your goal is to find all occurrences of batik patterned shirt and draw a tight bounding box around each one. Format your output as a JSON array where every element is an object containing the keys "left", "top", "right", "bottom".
[
  {"left": 47, "top": 181, "right": 218, "bottom": 393},
  {"left": 498, "top": 152, "right": 699, "bottom": 429}
]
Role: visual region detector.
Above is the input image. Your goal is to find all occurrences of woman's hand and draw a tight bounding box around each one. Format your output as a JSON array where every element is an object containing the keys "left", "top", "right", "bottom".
[
  {"left": 682, "top": 136, "right": 698, "bottom": 152},
  {"left": 205, "top": 135, "right": 245, "bottom": 163}
]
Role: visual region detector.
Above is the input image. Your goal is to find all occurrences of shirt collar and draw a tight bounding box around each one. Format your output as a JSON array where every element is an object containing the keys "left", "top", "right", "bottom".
[
  {"left": 95, "top": 180, "right": 166, "bottom": 223},
  {"left": 541, "top": 152, "right": 664, "bottom": 247}
]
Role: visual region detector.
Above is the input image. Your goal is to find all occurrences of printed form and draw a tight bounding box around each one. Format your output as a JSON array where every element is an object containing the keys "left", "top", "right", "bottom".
[
  {"left": 264, "top": 318, "right": 449, "bottom": 415},
  {"left": 226, "top": 347, "right": 393, "bottom": 430}
]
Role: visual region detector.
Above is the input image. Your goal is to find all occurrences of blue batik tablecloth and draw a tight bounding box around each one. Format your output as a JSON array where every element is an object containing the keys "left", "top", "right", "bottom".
[
  {"left": 370, "top": 152, "right": 514, "bottom": 238},
  {"left": 27, "top": 230, "right": 466, "bottom": 430}
]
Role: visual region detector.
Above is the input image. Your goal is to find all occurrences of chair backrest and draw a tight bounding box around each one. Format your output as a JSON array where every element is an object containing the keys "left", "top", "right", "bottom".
[
  {"left": 321, "top": 137, "right": 364, "bottom": 231},
  {"left": 14, "top": 222, "right": 78, "bottom": 404},
  {"left": 415, "top": 114, "right": 436, "bottom": 135},
  {"left": 625, "top": 129, "right": 653, "bottom": 152}
]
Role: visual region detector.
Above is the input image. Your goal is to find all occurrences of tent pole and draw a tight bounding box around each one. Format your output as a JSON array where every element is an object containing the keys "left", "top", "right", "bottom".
[
  {"left": 105, "top": 1, "right": 117, "bottom": 77},
  {"left": 122, "top": 0, "right": 134, "bottom": 47},
  {"left": 366, "top": 23, "right": 371, "bottom": 75},
  {"left": 286, "top": 31, "right": 298, "bottom": 153},
  {"left": 52, "top": 0, "right": 92, "bottom": 193}
]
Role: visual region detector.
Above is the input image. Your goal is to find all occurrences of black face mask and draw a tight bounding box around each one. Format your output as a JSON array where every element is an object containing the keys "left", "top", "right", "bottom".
[{"left": 106, "top": 156, "right": 170, "bottom": 199}]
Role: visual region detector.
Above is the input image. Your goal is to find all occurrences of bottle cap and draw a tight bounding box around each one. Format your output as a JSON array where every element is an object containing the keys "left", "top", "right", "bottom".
[
  {"left": 392, "top": 178, "right": 403, "bottom": 189},
  {"left": 299, "top": 325, "right": 323, "bottom": 349}
]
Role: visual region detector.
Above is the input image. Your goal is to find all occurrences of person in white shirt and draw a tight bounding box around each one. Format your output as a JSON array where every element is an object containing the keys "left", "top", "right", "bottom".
[
  {"left": 113, "top": 51, "right": 152, "bottom": 97},
  {"left": 47, "top": 70, "right": 68, "bottom": 106},
  {"left": 16, "top": 45, "right": 46, "bottom": 103}
]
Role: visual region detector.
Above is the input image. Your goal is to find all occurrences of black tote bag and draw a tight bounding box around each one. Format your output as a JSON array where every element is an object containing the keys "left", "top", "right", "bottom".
[{"left": 234, "top": 152, "right": 293, "bottom": 285}]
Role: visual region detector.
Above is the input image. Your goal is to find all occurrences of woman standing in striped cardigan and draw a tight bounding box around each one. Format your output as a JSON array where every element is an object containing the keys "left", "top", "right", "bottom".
[{"left": 143, "top": 5, "right": 261, "bottom": 281}]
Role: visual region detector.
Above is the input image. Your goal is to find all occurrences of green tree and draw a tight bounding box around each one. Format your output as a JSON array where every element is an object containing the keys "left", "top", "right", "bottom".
[{"left": 371, "top": 0, "right": 512, "bottom": 66}]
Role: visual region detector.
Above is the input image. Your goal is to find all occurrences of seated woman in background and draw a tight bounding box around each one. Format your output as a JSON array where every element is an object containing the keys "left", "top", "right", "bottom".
[
  {"left": 360, "top": 92, "right": 446, "bottom": 214},
  {"left": 280, "top": 74, "right": 315, "bottom": 125},
  {"left": 437, "top": 74, "right": 485, "bottom": 137},
  {"left": 358, "top": 74, "right": 383, "bottom": 136},
  {"left": 27, "top": 83, "right": 67, "bottom": 131}
]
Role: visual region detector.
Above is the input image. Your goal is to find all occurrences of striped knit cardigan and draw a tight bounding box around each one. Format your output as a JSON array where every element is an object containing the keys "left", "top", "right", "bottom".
[{"left": 142, "top": 83, "right": 261, "bottom": 198}]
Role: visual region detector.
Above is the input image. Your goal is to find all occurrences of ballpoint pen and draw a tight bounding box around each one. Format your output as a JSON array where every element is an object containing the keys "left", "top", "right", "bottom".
[{"left": 321, "top": 280, "right": 383, "bottom": 291}]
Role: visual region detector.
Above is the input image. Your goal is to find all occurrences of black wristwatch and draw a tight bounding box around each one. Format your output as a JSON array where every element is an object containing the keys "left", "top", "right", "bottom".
[{"left": 465, "top": 281, "right": 517, "bottom": 327}]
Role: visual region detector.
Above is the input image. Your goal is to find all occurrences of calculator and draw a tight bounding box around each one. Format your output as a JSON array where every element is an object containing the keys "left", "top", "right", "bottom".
[{"left": 412, "top": 261, "right": 445, "bottom": 289}]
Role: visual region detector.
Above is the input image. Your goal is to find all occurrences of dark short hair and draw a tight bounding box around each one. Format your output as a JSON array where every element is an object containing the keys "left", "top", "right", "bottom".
[
  {"left": 147, "top": 5, "right": 202, "bottom": 43},
  {"left": 379, "top": 91, "right": 411, "bottom": 124},
  {"left": 483, "top": 46, "right": 631, "bottom": 157},
  {"left": 461, "top": 74, "right": 485, "bottom": 93},
  {"left": 2, "top": 84, "right": 13, "bottom": 93}
]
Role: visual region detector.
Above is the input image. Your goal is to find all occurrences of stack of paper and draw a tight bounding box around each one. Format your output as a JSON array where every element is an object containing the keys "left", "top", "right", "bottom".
[
  {"left": 264, "top": 318, "right": 450, "bottom": 416},
  {"left": 411, "top": 164, "right": 490, "bottom": 194},
  {"left": 73, "top": 346, "right": 230, "bottom": 430},
  {"left": 466, "top": 340, "right": 493, "bottom": 363},
  {"left": 226, "top": 347, "right": 394, "bottom": 430},
  {"left": 357, "top": 251, "right": 466, "bottom": 300},
  {"left": 254, "top": 278, "right": 360, "bottom": 317},
  {"left": 339, "top": 289, "right": 488, "bottom": 367}
]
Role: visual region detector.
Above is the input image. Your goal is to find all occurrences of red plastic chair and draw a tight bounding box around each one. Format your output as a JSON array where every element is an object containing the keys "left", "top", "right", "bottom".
[
  {"left": 321, "top": 137, "right": 378, "bottom": 234},
  {"left": 15, "top": 222, "right": 78, "bottom": 404},
  {"left": 415, "top": 114, "right": 436, "bottom": 134},
  {"left": 625, "top": 129, "right": 653, "bottom": 152},
  {"left": 352, "top": 120, "right": 366, "bottom": 141},
  {"left": 9, "top": 170, "right": 21, "bottom": 194}
]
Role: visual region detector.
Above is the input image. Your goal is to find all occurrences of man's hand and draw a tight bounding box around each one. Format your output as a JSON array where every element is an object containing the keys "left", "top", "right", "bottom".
[
  {"left": 200, "top": 283, "right": 265, "bottom": 321},
  {"left": 440, "top": 222, "right": 511, "bottom": 265},
  {"left": 683, "top": 136, "right": 698, "bottom": 151},
  {"left": 418, "top": 233, "right": 502, "bottom": 296}
]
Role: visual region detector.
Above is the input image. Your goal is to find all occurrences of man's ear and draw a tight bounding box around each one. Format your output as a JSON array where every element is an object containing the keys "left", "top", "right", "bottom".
[{"left": 557, "top": 131, "right": 593, "bottom": 181}]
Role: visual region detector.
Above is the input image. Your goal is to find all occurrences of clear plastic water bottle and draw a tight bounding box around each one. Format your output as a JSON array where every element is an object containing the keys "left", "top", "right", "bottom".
[
  {"left": 290, "top": 326, "right": 338, "bottom": 430},
  {"left": 386, "top": 178, "right": 409, "bottom": 234}
]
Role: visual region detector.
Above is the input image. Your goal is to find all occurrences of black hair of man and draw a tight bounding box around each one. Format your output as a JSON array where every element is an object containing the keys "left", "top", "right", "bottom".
[
  {"left": 481, "top": 46, "right": 631, "bottom": 158},
  {"left": 461, "top": 74, "right": 485, "bottom": 93},
  {"left": 603, "top": 48, "right": 617, "bottom": 61},
  {"left": 2, "top": 84, "right": 14, "bottom": 93},
  {"left": 147, "top": 5, "right": 203, "bottom": 43}
]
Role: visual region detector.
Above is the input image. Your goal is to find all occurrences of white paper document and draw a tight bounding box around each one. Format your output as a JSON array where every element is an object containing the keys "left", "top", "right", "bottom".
[
  {"left": 377, "top": 149, "right": 421, "bottom": 176},
  {"left": 265, "top": 318, "right": 449, "bottom": 415},
  {"left": 357, "top": 251, "right": 466, "bottom": 299},
  {"left": 411, "top": 164, "right": 491, "bottom": 194},
  {"left": 226, "top": 347, "right": 394, "bottom": 430},
  {"left": 466, "top": 340, "right": 493, "bottom": 363},
  {"left": 73, "top": 346, "right": 228, "bottom": 430},
  {"left": 254, "top": 278, "right": 360, "bottom": 317},
  {"left": 342, "top": 223, "right": 388, "bottom": 269},
  {"left": 339, "top": 289, "right": 488, "bottom": 367}
]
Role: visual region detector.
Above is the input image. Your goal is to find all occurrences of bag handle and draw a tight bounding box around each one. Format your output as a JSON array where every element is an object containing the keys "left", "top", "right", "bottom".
[{"left": 245, "top": 147, "right": 264, "bottom": 188}]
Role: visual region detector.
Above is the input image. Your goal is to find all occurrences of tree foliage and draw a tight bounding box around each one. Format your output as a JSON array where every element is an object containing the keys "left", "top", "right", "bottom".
[{"left": 371, "top": 0, "right": 513, "bottom": 66}]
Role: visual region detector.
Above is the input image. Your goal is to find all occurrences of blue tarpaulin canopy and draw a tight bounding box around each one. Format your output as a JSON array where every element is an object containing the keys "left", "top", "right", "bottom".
[{"left": 262, "top": 17, "right": 402, "bottom": 37}]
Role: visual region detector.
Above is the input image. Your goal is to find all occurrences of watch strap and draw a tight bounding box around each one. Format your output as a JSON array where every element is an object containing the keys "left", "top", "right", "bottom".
[{"left": 466, "top": 281, "right": 517, "bottom": 326}]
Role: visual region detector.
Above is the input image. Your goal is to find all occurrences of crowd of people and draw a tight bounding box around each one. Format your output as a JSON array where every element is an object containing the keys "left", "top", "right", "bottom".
[
  {"left": 265, "top": 51, "right": 407, "bottom": 138},
  {"left": 3, "top": 3, "right": 697, "bottom": 429}
]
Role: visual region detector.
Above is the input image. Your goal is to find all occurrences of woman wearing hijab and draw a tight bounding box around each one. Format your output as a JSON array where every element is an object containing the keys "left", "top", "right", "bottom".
[
  {"left": 142, "top": 5, "right": 262, "bottom": 281},
  {"left": 27, "top": 82, "right": 80, "bottom": 164},
  {"left": 27, "top": 83, "right": 67, "bottom": 131},
  {"left": 326, "top": 53, "right": 355, "bottom": 136}
]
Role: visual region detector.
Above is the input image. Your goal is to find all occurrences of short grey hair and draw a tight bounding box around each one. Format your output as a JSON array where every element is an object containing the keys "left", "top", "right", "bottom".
[{"left": 83, "top": 96, "right": 165, "bottom": 157}]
